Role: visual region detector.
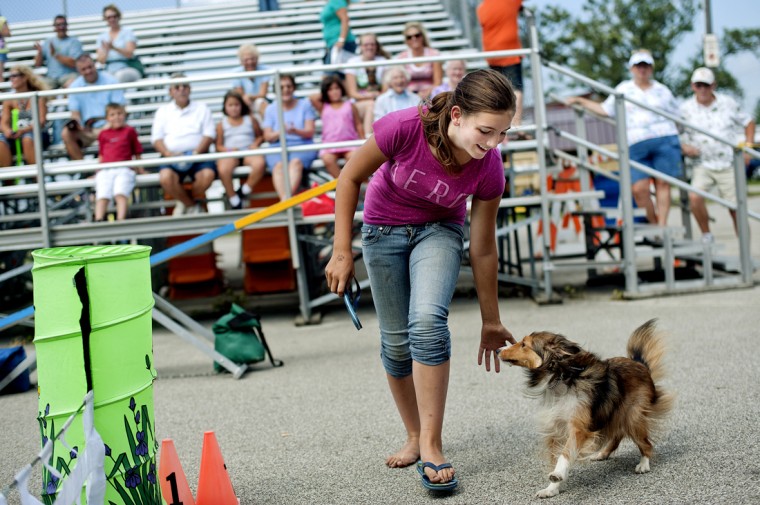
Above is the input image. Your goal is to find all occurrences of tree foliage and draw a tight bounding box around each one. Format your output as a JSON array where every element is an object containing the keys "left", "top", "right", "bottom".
[{"left": 536, "top": 0, "right": 697, "bottom": 90}]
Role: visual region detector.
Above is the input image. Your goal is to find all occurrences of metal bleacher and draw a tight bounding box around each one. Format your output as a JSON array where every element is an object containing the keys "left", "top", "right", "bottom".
[{"left": 1, "top": 0, "right": 758, "bottom": 346}]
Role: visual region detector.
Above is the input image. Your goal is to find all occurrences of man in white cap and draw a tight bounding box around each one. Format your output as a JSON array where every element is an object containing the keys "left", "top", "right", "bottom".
[
  {"left": 679, "top": 66, "right": 756, "bottom": 242},
  {"left": 566, "top": 49, "right": 682, "bottom": 227}
]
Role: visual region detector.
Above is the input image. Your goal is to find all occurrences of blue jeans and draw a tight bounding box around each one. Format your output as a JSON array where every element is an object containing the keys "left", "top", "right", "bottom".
[
  {"left": 629, "top": 135, "right": 683, "bottom": 184},
  {"left": 362, "top": 222, "right": 464, "bottom": 378}
]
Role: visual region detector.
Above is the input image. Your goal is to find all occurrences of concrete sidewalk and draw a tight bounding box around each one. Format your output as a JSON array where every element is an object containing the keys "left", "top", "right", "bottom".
[
  {"left": 2, "top": 284, "right": 760, "bottom": 504},
  {"left": 1, "top": 196, "right": 760, "bottom": 504}
]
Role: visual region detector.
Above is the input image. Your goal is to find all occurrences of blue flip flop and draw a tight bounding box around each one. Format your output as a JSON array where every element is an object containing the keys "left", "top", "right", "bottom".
[{"left": 416, "top": 460, "right": 459, "bottom": 491}]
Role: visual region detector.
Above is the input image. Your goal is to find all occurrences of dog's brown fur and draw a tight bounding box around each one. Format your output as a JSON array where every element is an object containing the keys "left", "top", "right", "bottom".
[{"left": 498, "top": 319, "right": 674, "bottom": 498}]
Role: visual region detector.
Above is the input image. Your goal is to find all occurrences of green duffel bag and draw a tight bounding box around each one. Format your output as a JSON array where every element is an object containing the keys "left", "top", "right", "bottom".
[{"left": 212, "top": 303, "right": 283, "bottom": 372}]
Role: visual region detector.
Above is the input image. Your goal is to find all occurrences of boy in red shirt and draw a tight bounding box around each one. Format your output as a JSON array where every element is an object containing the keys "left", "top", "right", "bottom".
[{"left": 95, "top": 102, "right": 143, "bottom": 221}]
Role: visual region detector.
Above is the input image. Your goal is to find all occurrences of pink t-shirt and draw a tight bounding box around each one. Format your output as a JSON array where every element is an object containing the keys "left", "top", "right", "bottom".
[{"left": 363, "top": 107, "right": 505, "bottom": 226}]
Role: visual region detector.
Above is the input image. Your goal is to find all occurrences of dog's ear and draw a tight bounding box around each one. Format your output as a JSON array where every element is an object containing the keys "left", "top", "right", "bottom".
[{"left": 548, "top": 335, "right": 582, "bottom": 357}]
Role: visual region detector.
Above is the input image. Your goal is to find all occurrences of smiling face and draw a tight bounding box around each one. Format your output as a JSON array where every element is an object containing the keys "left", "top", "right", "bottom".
[
  {"left": 106, "top": 107, "right": 126, "bottom": 129},
  {"left": 53, "top": 17, "right": 68, "bottom": 37},
  {"left": 240, "top": 52, "right": 259, "bottom": 71},
  {"left": 103, "top": 8, "right": 120, "bottom": 28},
  {"left": 448, "top": 108, "right": 513, "bottom": 164},
  {"left": 404, "top": 27, "right": 425, "bottom": 51},
  {"left": 388, "top": 69, "right": 409, "bottom": 93},
  {"left": 359, "top": 35, "right": 378, "bottom": 59},
  {"left": 446, "top": 61, "right": 466, "bottom": 88},
  {"left": 76, "top": 57, "right": 98, "bottom": 84},
  {"left": 691, "top": 81, "right": 716, "bottom": 105}
]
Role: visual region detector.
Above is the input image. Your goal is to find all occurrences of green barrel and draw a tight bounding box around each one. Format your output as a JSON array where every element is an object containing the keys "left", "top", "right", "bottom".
[{"left": 32, "top": 245, "right": 164, "bottom": 505}]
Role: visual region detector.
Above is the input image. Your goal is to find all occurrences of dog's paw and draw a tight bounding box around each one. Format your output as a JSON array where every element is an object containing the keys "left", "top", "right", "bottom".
[
  {"left": 590, "top": 451, "right": 609, "bottom": 461},
  {"left": 635, "top": 456, "right": 650, "bottom": 474},
  {"left": 536, "top": 485, "right": 560, "bottom": 499}
]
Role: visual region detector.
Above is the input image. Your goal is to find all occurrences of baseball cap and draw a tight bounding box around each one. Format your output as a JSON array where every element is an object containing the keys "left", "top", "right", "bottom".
[
  {"left": 690, "top": 67, "right": 715, "bottom": 85},
  {"left": 628, "top": 51, "right": 654, "bottom": 67}
]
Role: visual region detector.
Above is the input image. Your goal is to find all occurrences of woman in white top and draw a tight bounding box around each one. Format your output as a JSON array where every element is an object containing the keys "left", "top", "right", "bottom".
[
  {"left": 396, "top": 22, "right": 442, "bottom": 100},
  {"left": 345, "top": 33, "right": 390, "bottom": 135},
  {"left": 96, "top": 4, "right": 141, "bottom": 83},
  {"left": 216, "top": 91, "right": 265, "bottom": 210}
]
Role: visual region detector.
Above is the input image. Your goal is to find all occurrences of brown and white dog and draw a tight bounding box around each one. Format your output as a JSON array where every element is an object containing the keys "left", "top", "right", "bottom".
[{"left": 498, "top": 319, "right": 674, "bottom": 499}]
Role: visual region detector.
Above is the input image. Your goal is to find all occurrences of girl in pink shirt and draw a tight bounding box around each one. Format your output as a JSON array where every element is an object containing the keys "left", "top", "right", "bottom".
[
  {"left": 313, "top": 75, "right": 364, "bottom": 178},
  {"left": 325, "top": 69, "right": 517, "bottom": 492}
]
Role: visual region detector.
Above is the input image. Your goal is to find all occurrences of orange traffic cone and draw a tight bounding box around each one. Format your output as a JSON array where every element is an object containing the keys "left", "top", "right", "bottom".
[
  {"left": 195, "top": 431, "right": 238, "bottom": 505},
  {"left": 159, "top": 439, "right": 195, "bottom": 505}
]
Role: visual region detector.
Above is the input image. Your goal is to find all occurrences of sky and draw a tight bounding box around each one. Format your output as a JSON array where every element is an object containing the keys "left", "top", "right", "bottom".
[
  {"left": 526, "top": 0, "right": 760, "bottom": 112},
  {"left": 5, "top": 0, "right": 758, "bottom": 110}
]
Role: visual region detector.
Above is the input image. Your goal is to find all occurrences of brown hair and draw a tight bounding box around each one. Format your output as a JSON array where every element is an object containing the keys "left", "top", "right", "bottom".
[
  {"left": 420, "top": 68, "right": 516, "bottom": 174},
  {"left": 222, "top": 90, "right": 250, "bottom": 117},
  {"left": 102, "top": 4, "right": 122, "bottom": 18},
  {"left": 105, "top": 102, "right": 126, "bottom": 115},
  {"left": 359, "top": 33, "right": 391, "bottom": 60},
  {"left": 320, "top": 74, "right": 346, "bottom": 104}
]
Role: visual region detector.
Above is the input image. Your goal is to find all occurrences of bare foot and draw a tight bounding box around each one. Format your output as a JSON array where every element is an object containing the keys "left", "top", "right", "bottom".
[{"left": 385, "top": 438, "right": 420, "bottom": 468}]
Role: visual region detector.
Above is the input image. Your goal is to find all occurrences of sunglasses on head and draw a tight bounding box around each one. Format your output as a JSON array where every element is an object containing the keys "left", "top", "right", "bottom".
[
  {"left": 343, "top": 277, "right": 362, "bottom": 331},
  {"left": 405, "top": 32, "right": 423, "bottom": 41}
]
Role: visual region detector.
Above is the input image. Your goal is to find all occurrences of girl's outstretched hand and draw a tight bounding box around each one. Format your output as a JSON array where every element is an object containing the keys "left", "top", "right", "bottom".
[{"left": 477, "top": 322, "right": 516, "bottom": 373}]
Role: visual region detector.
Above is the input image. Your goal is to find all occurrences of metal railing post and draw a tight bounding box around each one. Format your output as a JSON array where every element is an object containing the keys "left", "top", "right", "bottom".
[
  {"left": 272, "top": 70, "right": 311, "bottom": 322},
  {"left": 31, "top": 94, "right": 52, "bottom": 248},
  {"left": 613, "top": 95, "right": 638, "bottom": 294},
  {"left": 733, "top": 149, "right": 752, "bottom": 283},
  {"left": 526, "top": 9, "right": 553, "bottom": 300}
]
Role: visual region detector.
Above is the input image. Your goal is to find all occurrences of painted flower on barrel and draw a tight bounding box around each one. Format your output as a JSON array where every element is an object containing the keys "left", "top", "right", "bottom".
[
  {"left": 45, "top": 475, "right": 59, "bottom": 495},
  {"left": 135, "top": 431, "right": 148, "bottom": 457},
  {"left": 104, "top": 443, "right": 112, "bottom": 457},
  {"left": 147, "top": 463, "right": 157, "bottom": 484},
  {"left": 125, "top": 465, "right": 142, "bottom": 488},
  {"left": 129, "top": 397, "right": 136, "bottom": 411},
  {"left": 70, "top": 446, "right": 78, "bottom": 459},
  {"left": 135, "top": 410, "right": 141, "bottom": 424}
]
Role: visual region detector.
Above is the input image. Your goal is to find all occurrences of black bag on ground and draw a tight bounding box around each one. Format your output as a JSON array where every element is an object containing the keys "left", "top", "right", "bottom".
[{"left": 212, "top": 303, "right": 283, "bottom": 372}]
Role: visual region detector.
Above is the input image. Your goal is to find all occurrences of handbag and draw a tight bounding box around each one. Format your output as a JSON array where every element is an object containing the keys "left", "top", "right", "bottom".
[
  {"left": 123, "top": 57, "right": 145, "bottom": 77},
  {"left": 212, "top": 303, "right": 283, "bottom": 372}
]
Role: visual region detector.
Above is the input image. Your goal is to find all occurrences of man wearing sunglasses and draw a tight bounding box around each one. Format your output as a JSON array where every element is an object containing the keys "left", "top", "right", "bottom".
[
  {"left": 151, "top": 73, "right": 216, "bottom": 216},
  {"left": 679, "top": 66, "right": 756, "bottom": 243},
  {"left": 34, "top": 15, "right": 83, "bottom": 89}
]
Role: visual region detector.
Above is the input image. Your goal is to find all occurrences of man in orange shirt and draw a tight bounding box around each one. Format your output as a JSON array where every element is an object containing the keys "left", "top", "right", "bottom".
[{"left": 477, "top": 0, "right": 524, "bottom": 129}]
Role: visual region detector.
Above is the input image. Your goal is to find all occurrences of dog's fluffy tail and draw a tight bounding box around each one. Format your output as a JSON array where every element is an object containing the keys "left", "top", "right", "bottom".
[{"left": 627, "top": 318, "right": 674, "bottom": 417}]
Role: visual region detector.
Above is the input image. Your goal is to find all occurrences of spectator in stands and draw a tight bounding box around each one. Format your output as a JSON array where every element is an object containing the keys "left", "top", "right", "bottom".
[
  {"left": 0, "top": 66, "right": 50, "bottom": 167},
  {"left": 0, "top": 15, "right": 10, "bottom": 83},
  {"left": 151, "top": 74, "right": 217, "bottom": 216},
  {"left": 680, "top": 67, "right": 756, "bottom": 241},
  {"left": 216, "top": 90, "right": 265, "bottom": 210},
  {"left": 231, "top": 43, "right": 271, "bottom": 119},
  {"left": 320, "top": 0, "right": 357, "bottom": 67},
  {"left": 430, "top": 59, "right": 466, "bottom": 98},
  {"left": 259, "top": 0, "right": 279, "bottom": 11},
  {"left": 325, "top": 69, "right": 517, "bottom": 490},
  {"left": 345, "top": 33, "right": 390, "bottom": 136},
  {"left": 96, "top": 4, "right": 142, "bottom": 83},
  {"left": 396, "top": 22, "right": 442, "bottom": 99},
  {"left": 34, "top": 15, "right": 83, "bottom": 89},
  {"left": 565, "top": 50, "right": 682, "bottom": 228},
  {"left": 261, "top": 74, "right": 317, "bottom": 201},
  {"left": 95, "top": 102, "right": 143, "bottom": 222},
  {"left": 311, "top": 74, "right": 363, "bottom": 178},
  {"left": 373, "top": 66, "right": 419, "bottom": 123},
  {"left": 477, "top": 0, "right": 524, "bottom": 130},
  {"left": 63, "top": 54, "right": 125, "bottom": 161}
]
